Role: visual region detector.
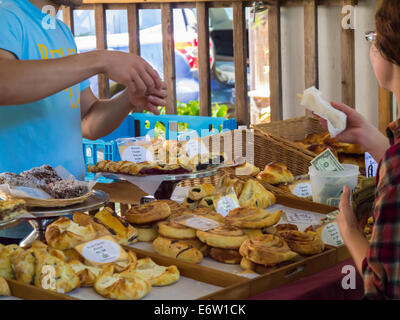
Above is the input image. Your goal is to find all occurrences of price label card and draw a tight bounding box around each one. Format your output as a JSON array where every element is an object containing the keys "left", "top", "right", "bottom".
[
  {"left": 120, "top": 145, "right": 153, "bottom": 163},
  {"left": 365, "top": 152, "right": 378, "bottom": 178},
  {"left": 185, "top": 139, "right": 208, "bottom": 158},
  {"left": 291, "top": 182, "right": 312, "bottom": 198},
  {"left": 320, "top": 222, "right": 344, "bottom": 247},
  {"left": 285, "top": 210, "right": 320, "bottom": 225},
  {"left": 215, "top": 195, "right": 240, "bottom": 216},
  {"left": 173, "top": 214, "right": 220, "bottom": 231},
  {"left": 75, "top": 236, "right": 128, "bottom": 265}
]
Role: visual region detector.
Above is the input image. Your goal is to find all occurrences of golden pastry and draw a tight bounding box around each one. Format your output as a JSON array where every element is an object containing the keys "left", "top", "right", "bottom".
[
  {"left": 238, "top": 179, "right": 276, "bottom": 208},
  {"left": 279, "top": 230, "right": 325, "bottom": 256},
  {"left": 157, "top": 220, "right": 197, "bottom": 240},
  {"left": 152, "top": 236, "right": 203, "bottom": 264},
  {"left": 225, "top": 207, "right": 282, "bottom": 229},
  {"left": 68, "top": 259, "right": 102, "bottom": 287},
  {"left": 256, "top": 162, "right": 294, "bottom": 185},
  {"left": 191, "top": 207, "right": 225, "bottom": 223},
  {"left": 0, "top": 277, "right": 10, "bottom": 296},
  {"left": 188, "top": 184, "right": 215, "bottom": 201},
  {"left": 132, "top": 223, "right": 159, "bottom": 242},
  {"left": 125, "top": 201, "right": 171, "bottom": 225},
  {"left": 196, "top": 224, "right": 248, "bottom": 249},
  {"left": 239, "top": 234, "right": 299, "bottom": 266},
  {"left": 208, "top": 247, "right": 242, "bottom": 264},
  {"left": 10, "top": 248, "right": 36, "bottom": 284}
]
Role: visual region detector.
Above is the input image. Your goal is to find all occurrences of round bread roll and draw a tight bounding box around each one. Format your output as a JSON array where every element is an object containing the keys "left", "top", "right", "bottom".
[
  {"left": 157, "top": 220, "right": 197, "bottom": 240},
  {"left": 132, "top": 223, "right": 158, "bottom": 242},
  {"left": 121, "top": 257, "right": 180, "bottom": 286},
  {"left": 45, "top": 217, "right": 98, "bottom": 250},
  {"left": 225, "top": 208, "right": 282, "bottom": 229},
  {"left": 196, "top": 224, "right": 248, "bottom": 249},
  {"left": 152, "top": 236, "right": 203, "bottom": 264},
  {"left": 94, "top": 265, "right": 151, "bottom": 300},
  {"left": 279, "top": 230, "right": 325, "bottom": 256},
  {"left": 239, "top": 234, "right": 299, "bottom": 267},
  {"left": 125, "top": 201, "right": 171, "bottom": 225},
  {"left": 191, "top": 207, "right": 225, "bottom": 223},
  {"left": 208, "top": 247, "right": 242, "bottom": 264}
]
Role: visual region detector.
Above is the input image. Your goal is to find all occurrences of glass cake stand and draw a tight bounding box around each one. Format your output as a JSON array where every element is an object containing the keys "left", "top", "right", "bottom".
[{"left": 18, "top": 190, "right": 109, "bottom": 248}]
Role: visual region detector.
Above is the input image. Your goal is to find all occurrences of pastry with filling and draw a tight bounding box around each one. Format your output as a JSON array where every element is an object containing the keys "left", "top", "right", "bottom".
[
  {"left": 196, "top": 224, "right": 248, "bottom": 249},
  {"left": 68, "top": 259, "right": 102, "bottom": 287},
  {"left": 125, "top": 201, "right": 171, "bottom": 225},
  {"left": 256, "top": 162, "right": 294, "bottom": 185},
  {"left": 0, "top": 199, "right": 27, "bottom": 221},
  {"left": 225, "top": 207, "right": 282, "bottom": 229},
  {"left": 279, "top": 230, "right": 325, "bottom": 256},
  {"left": 188, "top": 184, "right": 215, "bottom": 201},
  {"left": 238, "top": 179, "right": 276, "bottom": 208},
  {"left": 152, "top": 236, "right": 203, "bottom": 264},
  {"left": 208, "top": 247, "right": 242, "bottom": 264},
  {"left": 157, "top": 220, "right": 197, "bottom": 240}
]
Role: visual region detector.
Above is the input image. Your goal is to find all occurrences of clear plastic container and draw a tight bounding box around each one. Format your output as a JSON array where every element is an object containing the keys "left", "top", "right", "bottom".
[{"left": 308, "top": 164, "right": 359, "bottom": 206}]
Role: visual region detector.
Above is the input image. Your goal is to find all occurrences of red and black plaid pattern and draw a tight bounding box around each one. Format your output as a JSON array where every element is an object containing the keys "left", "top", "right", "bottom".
[{"left": 362, "top": 119, "right": 400, "bottom": 299}]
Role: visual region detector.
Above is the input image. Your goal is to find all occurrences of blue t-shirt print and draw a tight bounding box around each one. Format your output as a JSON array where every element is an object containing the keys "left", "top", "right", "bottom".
[{"left": 0, "top": 0, "right": 90, "bottom": 179}]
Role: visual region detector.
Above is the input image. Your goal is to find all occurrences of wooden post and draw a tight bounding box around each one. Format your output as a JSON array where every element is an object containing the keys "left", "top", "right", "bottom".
[
  {"left": 94, "top": 4, "right": 110, "bottom": 99},
  {"left": 340, "top": 0, "right": 356, "bottom": 108},
  {"left": 197, "top": 2, "right": 211, "bottom": 117},
  {"left": 127, "top": 3, "right": 140, "bottom": 56},
  {"left": 161, "top": 3, "right": 177, "bottom": 114},
  {"left": 62, "top": 6, "right": 74, "bottom": 34},
  {"left": 268, "top": 2, "right": 282, "bottom": 121},
  {"left": 233, "top": 1, "right": 249, "bottom": 125},
  {"left": 304, "top": 0, "right": 318, "bottom": 89}
]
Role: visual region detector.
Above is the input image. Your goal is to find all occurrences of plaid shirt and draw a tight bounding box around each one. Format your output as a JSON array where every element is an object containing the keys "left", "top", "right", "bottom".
[{"left": 362, "top": 119, "right": 400, "bottom": 299}]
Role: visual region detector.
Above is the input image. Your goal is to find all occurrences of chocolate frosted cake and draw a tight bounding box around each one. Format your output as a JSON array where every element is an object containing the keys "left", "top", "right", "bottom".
[
  {"left": 21, "top": 165, "right": 62, "bottom": 188},
  {"left": 43, "top": 180, "right": 89, "bottom": 199},
  {"left": 0, "top": 172, "right": 38, "bottom": 188}
]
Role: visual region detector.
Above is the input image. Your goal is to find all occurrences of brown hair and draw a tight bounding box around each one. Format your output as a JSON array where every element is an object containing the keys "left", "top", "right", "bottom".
[{"left": 375, "top": 0, "right": 400, "bottom": 66}]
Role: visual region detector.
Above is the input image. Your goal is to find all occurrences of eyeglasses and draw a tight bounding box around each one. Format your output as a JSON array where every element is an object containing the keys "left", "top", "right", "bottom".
[{"left": 365, "top": 31, "right": 377, "bottom": 43}]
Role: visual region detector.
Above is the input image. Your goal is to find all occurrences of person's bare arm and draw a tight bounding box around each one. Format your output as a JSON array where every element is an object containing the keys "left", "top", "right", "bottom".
[
  {"left": 0, "top": 49, "right": 162, "bottom": 106},
  {"left": 80, "top": 85, "right": 167, "bottom": 141}
]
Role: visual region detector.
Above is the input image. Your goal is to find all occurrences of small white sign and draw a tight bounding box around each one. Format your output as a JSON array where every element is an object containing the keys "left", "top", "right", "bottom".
[
  {"left": 292, "top": 182, "right": 313, "bottom": 198},
  {"left": 185, "top": 139, "right": 208, "bottom": 158},
  {"left": 285, "top": 210, "right": 320, "bottom": 225},
  {"left": 321, "top": 222, "right": 344, "bottom": 247},
  {"left": 121, "top": 145, "right": 153, "bottom": 163},
  {"left": 365, "top": 152, "right": 378, "bottom": 178},
  {"left": 81, "top": 239, "right": 121, "bottom": 264},
  {"left": 175, "top": 215, "right": 220, "bottom": 231},
  {"left": 216, "top": 196, "right": 240, "bottom": 217}
]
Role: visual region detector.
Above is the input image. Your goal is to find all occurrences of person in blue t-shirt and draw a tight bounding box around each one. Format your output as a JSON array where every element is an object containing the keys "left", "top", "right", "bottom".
[{"left": 0, "top": 0, "right": 167, "bottom": 242}]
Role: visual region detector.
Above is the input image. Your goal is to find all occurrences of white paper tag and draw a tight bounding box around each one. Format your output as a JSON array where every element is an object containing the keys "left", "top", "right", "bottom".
[
  {"left": 285, "top": 210, "right": 320, "bottom": 225},
  {"left": 291, "top": 182, "right": 312, "bottom": 198},
  {"left": 320, "top": 222, "right": 344, "bottom": 247},
  {"left": 216, "top": 196, "right": 240, "bottom": 216},
  {"left": 80, "top": 238, "right": 121, "bottom": 264},
  {"left": 121, "top": 145, "right": 154, "bottom": 163},
  {"left": 173, "top": 215, "right": 220, "bottom": 231},
  {"left": 365, "top": 152, "right": 378, "bottom": 178}
]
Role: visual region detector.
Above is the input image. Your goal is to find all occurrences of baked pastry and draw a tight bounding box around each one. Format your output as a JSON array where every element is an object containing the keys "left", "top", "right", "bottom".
[
  {"left": 157, "top": 220, "right": 197, "bottom": 240},
  {"left": 133, "top": 223, "right": 159, "bottom": 242},
  {"left": 208, "top": 247, "right": 242, "bottom": 264},
  {"left": 94, "top": 207, "right": 138, "bottom": 245},
  {"left": 45, "top": 217, "right": 98, "bottom": 250},
  {"left": 239, "top": 234, "right": 299, "bottom": 266},
  {"left": 307, "top": 144, "right": 338, "bottom": 158},
  {"left": 10, "top": 248, "right": 36, "bottom": 284},
  {"left": 239, "top": 256, "right": 293, "bottom": 274},
  {"left": 0, "top": 277, "right": 10, "bottom": 296},
  {"left": 256, "top": 162, "right": 294, "bottom": 185},
  {"left": 196, "top": 224, "right": 248, "bottom": 249},
  {"left": 191, "top": 207, "right": 225, "bottom": 223},
  {"left": 303, "top": 132, "right": 330, "bottom": 145},
  {"left": 43, "top": 180, "right": 89, "bottom": 199},
  {"left": 275, "top": 224, "right": 298, "bottom": 233},
  {"left": 122, "top": 258, "right": 180, "bottom": 286},
  {"left": 324, "top": 137, "right": 364, "bottom": 154},
  {"left": 217, "top": 174, "right": 244, "bottom": 197},
  {"left": 34, "top": 249, "right": 80, "bottom": 293},
  {"left": 102, "top": 251, "right": 138, "bottom": 274},
  {"left": 153, "top": 236, "right": 203, "bottom": 264},
  {"left": 0, "top": 199, "right": 27, "bottom": 221},
  {"left": 279, "top": 230, "right": 325, "bottom": 256},
  {"left": 21, "top": 164, "right": 62, "bottom": 188},
  {"left": 72, "top": 212, "right": 111, "bottom": 239},
  {"left": 238, "top": 179, "right": 276, "bottom": 208},
  {"left": 188, "top": 184, "right": 215, "bottom": 201},
  {"left": 234, "top": 162, "right": 260, "bottom": 177},
  {"left": 225, "top": 207, "right": 282, "bottom": 229},
  {"left": 183, "top": 197, "right": 199, "bottom": 210},
  {"left": 241, "top": 228, "right": 264, "bottom": 239},
  {"left": 198, "top": 196, "right": 215, "bottom": 209},
  {"left": 125, "top": 201, "right": 171, "bottom": 225},
  {"left": 68, "top": 259, "right": 102, "bottom": 287},
  {"left": 94, "top": 265, "right": 151, "bottom": 300}
]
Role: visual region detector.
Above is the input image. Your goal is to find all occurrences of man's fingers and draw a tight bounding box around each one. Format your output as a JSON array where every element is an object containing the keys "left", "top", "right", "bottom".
[
  {"left": 131, "top": 71, "right": 147, "bottom": 97},
  {"left": 339, "top": 186, "right": 351, "bottom": 211},
  {"left": 138, "top": 68, "right": 156, "bottom": 92},
  {"left": 146, "top": 103, "right": 161, "bottom": 115},
  {"left": 148, "top": 95, "right": 166, "bottom": 107},
  {"left": 145, "top": 65, "right": 162, "bottom": 90},
  {"left": 330, "top": 102, "right": 355, "bottom": 115}
]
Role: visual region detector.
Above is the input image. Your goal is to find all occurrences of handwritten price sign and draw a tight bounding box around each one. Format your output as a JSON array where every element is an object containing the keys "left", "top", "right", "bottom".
[{"left": 285, "top": 210, "right": 319, "bottom": 225}]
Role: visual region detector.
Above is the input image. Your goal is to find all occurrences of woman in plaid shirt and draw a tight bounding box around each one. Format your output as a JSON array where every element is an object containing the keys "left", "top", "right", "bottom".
[{"left": 318, "top": 1, "right": 400, "bottom": 299}]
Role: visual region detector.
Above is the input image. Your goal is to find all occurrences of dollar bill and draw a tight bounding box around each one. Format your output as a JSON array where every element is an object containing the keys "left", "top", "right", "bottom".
[{"left": 311, "top": 148, "right": 345, "bottom": 171}]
